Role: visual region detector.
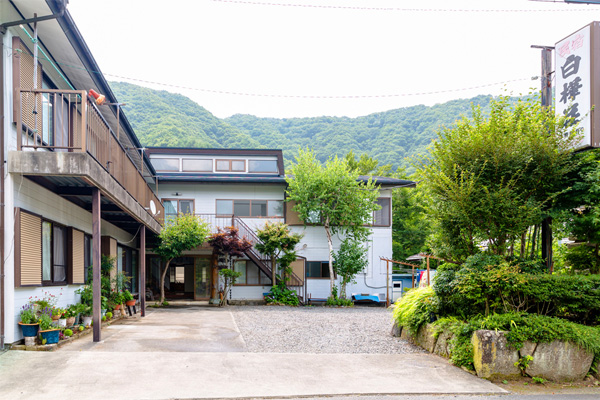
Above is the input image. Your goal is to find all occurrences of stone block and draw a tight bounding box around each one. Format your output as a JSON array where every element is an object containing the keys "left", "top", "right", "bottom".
[
  {"left": 519, "top": 341, "right": 537, "bottom": 358},
  {"left": 525, "top": 341, "right": 594, "bottom": 382},
  {"left": 391, "top": 324, "right": 402, "bottom": 337},
  {"left": 433, "top": 329, "right": 454, "bottom": 358},
  {"left": 415, "top": 324, "right": 438, "bottom": 353},
  {"left": 471, "top": 330, "right": 521, "bottom": 380}
]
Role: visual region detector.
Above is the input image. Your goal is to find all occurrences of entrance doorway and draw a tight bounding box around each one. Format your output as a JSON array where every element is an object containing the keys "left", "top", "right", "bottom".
[{"left": 149, "top": 256, "right": 212, "bottom": 300}]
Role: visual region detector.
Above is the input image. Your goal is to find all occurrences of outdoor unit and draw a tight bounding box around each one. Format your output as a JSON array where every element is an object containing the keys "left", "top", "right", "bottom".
[{"left": 392, "top": 280, "right": 403, "bottom": 303}]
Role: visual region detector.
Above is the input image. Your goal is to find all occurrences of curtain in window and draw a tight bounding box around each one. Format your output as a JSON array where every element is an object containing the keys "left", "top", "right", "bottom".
[{"left": 53, "top": 225, "right": 66, "bottom": 282}]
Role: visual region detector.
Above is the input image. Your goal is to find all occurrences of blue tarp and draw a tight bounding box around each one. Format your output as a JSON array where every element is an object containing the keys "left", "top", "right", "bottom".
[{"left": 352, "top": 294, "right": 383, "bottom": 303}]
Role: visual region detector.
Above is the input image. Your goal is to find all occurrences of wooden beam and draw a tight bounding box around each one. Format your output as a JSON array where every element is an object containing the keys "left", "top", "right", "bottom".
[
  {"left": 92, "top": 188, "right": 101, "bottom": 342},
  {"left": 140, "top": 225, "right": 146, "bottom": 317}
]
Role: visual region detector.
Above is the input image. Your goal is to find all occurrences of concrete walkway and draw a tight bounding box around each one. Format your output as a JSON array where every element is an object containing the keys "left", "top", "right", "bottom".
[{"left": 0, "top": 307, "right": 505, "bottom": 399}]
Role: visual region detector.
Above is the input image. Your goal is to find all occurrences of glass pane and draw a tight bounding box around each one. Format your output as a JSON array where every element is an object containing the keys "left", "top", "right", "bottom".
[
  {"left": 234, "top": 260, "right": 247, "bottom": 284},
  {"left": 259, "top": 270, "right": 272, "bottom": 285},
  {"left": 42, "top": 222, "right": 52, "bottom": 281},
  {"left": 216, "top": 160, "right": 230, "bottom": 171},
  {"left": 180, "top": 200, "right": 193, "bottom": 214},
  {"left": 175, "top": 266, "right": 185, "bottom": 283},
  {"left": 321, "top": 262, "right": 331, "bottom": 278},
  {"left": 216, "top": 200, "right": 233, "bottom": 215},
  {"left": 182, "top": 159, "right": 212, "bottom": 172},
  {"left": 231, "top": 160, "right": 245, "bottom": 172},
  {"left": 53, "top": 225, "right": 66, "bottom": 282},
  {"left": 248, "top": 160, "right": 278, "bottom": 173},
  {"left": 233, "top": 200, "right": 250, "bottom": 217},
  {"left": 251, "top": 200, "right": 267, "bottom": 217},
  {"left": 194, "top": 258, "right": 211, "bottom": 299},
  {"left": 306, "top": 210, "right": 321, "bottom": 224},
  {"left": 268, "top": 201, "right": 283, "bottom": 217},
  {"left": 374, "top": 198, "right": 390, "bottom": 226},
  {"left": 151, "top": 158, "right": 179, "bottom": 171},
  {"left": 306, "top": 262, "right": 320, "bottom": 278},
  {"left": 247, "top": 263, "right": 259, "bottom": 284}
]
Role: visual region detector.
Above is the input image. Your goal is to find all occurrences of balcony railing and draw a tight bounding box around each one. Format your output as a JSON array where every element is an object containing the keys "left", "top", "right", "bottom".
[{"left": 16, "top": 89, "right": 163, "bottom": 224}]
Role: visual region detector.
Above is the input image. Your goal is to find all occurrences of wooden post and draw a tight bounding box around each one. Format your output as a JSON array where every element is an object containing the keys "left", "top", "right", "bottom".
[
  {"left": 411, "top": 264, "right": 415, "bottom": 289},
  {"left": 386, "top": 259, "right": 390, "bottom": 307},
  {"left": 140, "top": 225, "right": 146, "bottom": 317},
  {"left": 92, "top": 188, "right": 101, "bottom": 342}
]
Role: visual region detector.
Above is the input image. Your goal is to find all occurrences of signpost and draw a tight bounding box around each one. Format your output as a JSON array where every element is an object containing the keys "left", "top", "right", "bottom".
[{"left": 555, "top": 22, "right": 600, "bottom": 149}]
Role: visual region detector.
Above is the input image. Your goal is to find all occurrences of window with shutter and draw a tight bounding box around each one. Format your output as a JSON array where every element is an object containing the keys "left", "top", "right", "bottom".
[{"left": 16, "top": 209, "right": 42, "bottom": 287}]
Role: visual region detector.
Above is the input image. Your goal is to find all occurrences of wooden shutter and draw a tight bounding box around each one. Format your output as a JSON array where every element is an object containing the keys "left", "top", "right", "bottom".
[
  {"left": 12, "top": 37, "right": 42, "bottom": 131},
  {"left": 69, "top": 228, "right": 85, "bottom": 284},
  {"left": 15, "top": 209, "right": 42, "bottom": 287},
  {"left": 285, "top": 200, "right": 303, "bottom": 226}
]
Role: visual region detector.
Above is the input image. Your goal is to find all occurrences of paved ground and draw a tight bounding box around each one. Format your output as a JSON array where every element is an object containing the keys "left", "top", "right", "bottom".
[{"left": 0, "top": 306, "right": 506, "bottom": 399}]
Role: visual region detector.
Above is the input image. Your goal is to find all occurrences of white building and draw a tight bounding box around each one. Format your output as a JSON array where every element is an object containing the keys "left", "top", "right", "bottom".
[{"left": 147, "top": 147, "right": 414, "bottom": 303}]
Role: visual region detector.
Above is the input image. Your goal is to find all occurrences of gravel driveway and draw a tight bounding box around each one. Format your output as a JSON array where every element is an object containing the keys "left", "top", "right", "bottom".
[{"left": 230, "top": 305, "right": 423, "bottom": 354}]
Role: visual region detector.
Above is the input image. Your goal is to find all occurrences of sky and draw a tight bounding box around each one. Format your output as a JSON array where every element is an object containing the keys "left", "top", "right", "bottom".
[{"left": 66, "top": 0, "right": 600, "bottom": 119}]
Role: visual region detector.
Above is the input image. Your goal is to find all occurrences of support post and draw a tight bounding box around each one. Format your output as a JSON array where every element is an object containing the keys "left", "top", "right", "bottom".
[
  {"left": 386, "top": 259, "right": 390, "bottom": 307},
  {"left": 426, "top": 256, "right": 430, "bottom": 286},
  {"left": 140, "top": 225, "right": 146, "bottom": 317},
  {"left": 92, "top": 188, "right": 101, "bottom": 342}
]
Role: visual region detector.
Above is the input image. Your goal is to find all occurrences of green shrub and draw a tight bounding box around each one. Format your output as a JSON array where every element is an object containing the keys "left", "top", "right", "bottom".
[
  {"left": 265, "top": 283, "right": 300, "bottom": 306},
  {"left": 392, "top": 286, "right": 438, "bottom": 336},
  {"left": 325, "top": 297, "right": 353, "bottom": 307},
  {"left": 63, "top": 329, "right": 73, "bottom": 337}
]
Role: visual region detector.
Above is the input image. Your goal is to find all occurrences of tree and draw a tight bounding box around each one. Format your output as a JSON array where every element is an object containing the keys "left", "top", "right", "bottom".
[
  {"left": 286, "top": 148, "right": 380, "bottom": 294},
  {"left": 219, "top": 268, "right": 243, "bottom": 307},
  {"left": 415, "top": 95, "right": 579, "bottom": 261},
  {"left": 154, "top": 214, "right": 210, "bottom": 304},
  {"left": 392, "top": 185, "right": 432, "bottom": 261},
  {"left": 208, "top": 226, "right": 252, "bottom": 270},
  {"left": 255, "top": 221, "right": 303, "bottom": 288},
  {"left": 333, "top": 238, "right": 368, "bottom": 299}
]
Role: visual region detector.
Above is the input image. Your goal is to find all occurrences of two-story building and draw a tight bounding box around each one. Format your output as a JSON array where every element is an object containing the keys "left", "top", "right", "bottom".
[
  {"left": 1, "top": 0, "right": 163, "bottom": 346},
  {"left": 146, "top": 147, "right": 414, "bottom": 303}
]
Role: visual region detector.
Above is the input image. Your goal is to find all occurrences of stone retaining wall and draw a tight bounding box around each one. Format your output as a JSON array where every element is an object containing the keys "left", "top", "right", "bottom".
[{"left": 393, "top": 323, "right": 595, "bottom": 382}]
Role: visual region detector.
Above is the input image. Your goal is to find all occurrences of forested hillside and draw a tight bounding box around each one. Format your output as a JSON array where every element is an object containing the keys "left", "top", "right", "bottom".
[{"left": 110, "top": 81, "right": 494, "bottom": 171}]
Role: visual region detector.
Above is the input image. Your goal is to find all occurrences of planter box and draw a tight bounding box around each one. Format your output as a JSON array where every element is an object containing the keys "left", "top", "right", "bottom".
[{"left": 39, "top": 329, "right": 60, "bottom": 345}]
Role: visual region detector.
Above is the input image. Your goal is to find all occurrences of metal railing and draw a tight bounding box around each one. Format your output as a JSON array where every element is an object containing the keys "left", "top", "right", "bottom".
[{"left": 16, "top": 89, "right": 164, "bottom": 224}]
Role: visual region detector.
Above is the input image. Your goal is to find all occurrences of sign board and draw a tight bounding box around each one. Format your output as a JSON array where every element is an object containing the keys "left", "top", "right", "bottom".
[{"left": 555, "top": 22, "right": 600, "bottom": 149}]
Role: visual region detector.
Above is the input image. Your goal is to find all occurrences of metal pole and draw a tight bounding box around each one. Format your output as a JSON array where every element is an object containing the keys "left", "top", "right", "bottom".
[
  {"left": 386, "top": 259, "right": 389, "bottom": 307},
  {"left": 92, "top": 188, "right": 101, "bottom": 342}
]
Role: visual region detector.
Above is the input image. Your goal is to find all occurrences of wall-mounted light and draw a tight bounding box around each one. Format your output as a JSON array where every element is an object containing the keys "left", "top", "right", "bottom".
[{"left": 172, "top": 192, "right": 182, "bottom": 196}]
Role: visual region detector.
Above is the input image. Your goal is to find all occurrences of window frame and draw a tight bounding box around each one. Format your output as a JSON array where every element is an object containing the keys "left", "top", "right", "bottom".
[
  {"left": 372, "top": 197, "right": 391, "bottom": 227},
  {"left": 233, "top": 260, "right": 272, "bottom": 286},
  {"left": 215, "top": 159, "right": 246, "bottom": 173},
  {"left": 306, "top": 261, "right": 336, "bottom": 279},
  {"left": 162, "top": 198, "right": 195, "bottom": 216},
  {"left": 41, "top": 219, "right": 68, "bottom": 286},
  {"left": 215, "top": 199, "right": 284, "bottom": 218}
]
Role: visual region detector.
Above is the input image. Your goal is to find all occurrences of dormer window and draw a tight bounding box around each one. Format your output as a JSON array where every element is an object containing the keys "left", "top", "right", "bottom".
[
  {"left": 248, "top": 160, "right": 278, "bottom": 174},
  {"left": 216, "top": 159, "right": 246, "bottom": 172}
]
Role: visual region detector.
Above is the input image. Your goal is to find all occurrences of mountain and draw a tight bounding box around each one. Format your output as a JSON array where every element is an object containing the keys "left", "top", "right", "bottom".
[{"left": 110, "top": 81, "right": 494, "bottom": 171}]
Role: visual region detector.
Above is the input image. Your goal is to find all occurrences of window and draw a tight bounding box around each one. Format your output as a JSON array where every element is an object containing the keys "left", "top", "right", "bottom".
[
  {"left": 306, "top": 261, "right": 333, "bottom": 278},
  {"left": 182, "top": 158, "right": 212, "bottom": 172},
  {"left": 120, "top": 246, "right": 139, "bottom": 292},
  {"left": 233, "top": 260, "right": 272, "bottom": 285},
  {"left": 216, "top": 159, "right": 246, "bottom": 172},
  {"left": 152, "top": 158, "right": 180, "bottom": 171},
  {"left": 163, "top": 199, "right": 195, "bottom": 222},
  {"left": 42, "top": 221, "right": 67, "bottom": 284},
  {"left": 216, "top": 200, "right": 284, "bottom": 218},
  {"left": 248, "top": 160, "right": 278, "bottom": 173},
  {"left": 373, "top": 197, "right": 391, "bottom": 226}
]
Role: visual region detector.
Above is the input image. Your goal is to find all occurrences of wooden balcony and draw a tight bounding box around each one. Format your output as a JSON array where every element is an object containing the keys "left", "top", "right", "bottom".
[{"left": 13, "top": 88, "right": 163, "bottom": 231}]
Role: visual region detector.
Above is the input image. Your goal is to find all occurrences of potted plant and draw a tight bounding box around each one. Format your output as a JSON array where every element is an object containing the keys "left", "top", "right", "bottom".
[
  {"left": 18, "top": 303, "right": 39, "bottom": 338},
  {"left": 109, "top": 290, "right": 123, "bottom": 311},
  {"left": 51, "top": 307, "right": 63, "bottom": 322},
  {"left": 64, "top": 305, "right": 78, "bottom": 327},
  {"left": 122, "top": 290, "right": 136, "bottom": 307},
  {"left": 81, "top": 305, "right": 93, "bottom": 327},
  {"left": 38, "top": 313, "right": 60, "bottom": 344}
]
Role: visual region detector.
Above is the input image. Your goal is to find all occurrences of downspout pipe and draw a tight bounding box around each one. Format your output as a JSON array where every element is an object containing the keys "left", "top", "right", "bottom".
[{"left": 1, "top": 28, "right": 5, "bottom": 350}]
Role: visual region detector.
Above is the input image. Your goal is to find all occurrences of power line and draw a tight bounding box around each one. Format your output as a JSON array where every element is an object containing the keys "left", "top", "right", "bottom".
[{"left": 210, "top": 0, "right": 600, "bottom": 12}]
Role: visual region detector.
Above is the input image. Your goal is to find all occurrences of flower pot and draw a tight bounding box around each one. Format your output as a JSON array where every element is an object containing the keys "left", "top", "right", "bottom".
[
  {"left": 51, "top": 315, "right": 61, "bottom": 321},
  {"left": 125, "top": 300, "right": 136, "bottom": 307},
  {"left": 58, "top": 318, "right": 67, "bottom": 328},
  {"left": 66, "top": 316, "right": 75, "bottom": 326},
  {"left": 39, "top": 329, "right": 60, "bottom": 344},
  {"left": 74, "top": 313, "right": 81, "bottom": 326},
  {"left": 18, "top": 322, "right": 39, "bottom": 337},
  {"left": 114, "top": 304, "right": 121, "bottom": 310},
  {"left": 82, "top": 316, "right": 92, "bottom": 327}
]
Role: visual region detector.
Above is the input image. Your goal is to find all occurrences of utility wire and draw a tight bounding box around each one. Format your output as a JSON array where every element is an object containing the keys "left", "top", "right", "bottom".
[{"left": 210, "top": 0, "right": 600, "bottom": 12}]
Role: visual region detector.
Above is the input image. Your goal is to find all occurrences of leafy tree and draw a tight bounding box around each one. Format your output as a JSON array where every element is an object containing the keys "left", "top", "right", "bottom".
[
  {"left": 332, "top": 238, "right": 368, "bottom": 299},
  {"left": 415, "top": 95, "right": 579, "bottom": 261},
  {"left": 208, "top": 226, "right": 253, "bottom": 271},
  {"left": 392, "top": 185, "right": 432, "bottom": 261},
  {"left": 286, "top": 148, "right": 380, "bottom": 294},
  {"left": 154, "top": 214, "right": 210, "bottom": 304},
  {"left": 255, "top": 221, "right": 303, "bottom": 288},
  {"left": 219, "top": 268, "right": 243, "bottom": 307},
  {"left": 344, "top": 150, "right": 394, "bottom": 176}
]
